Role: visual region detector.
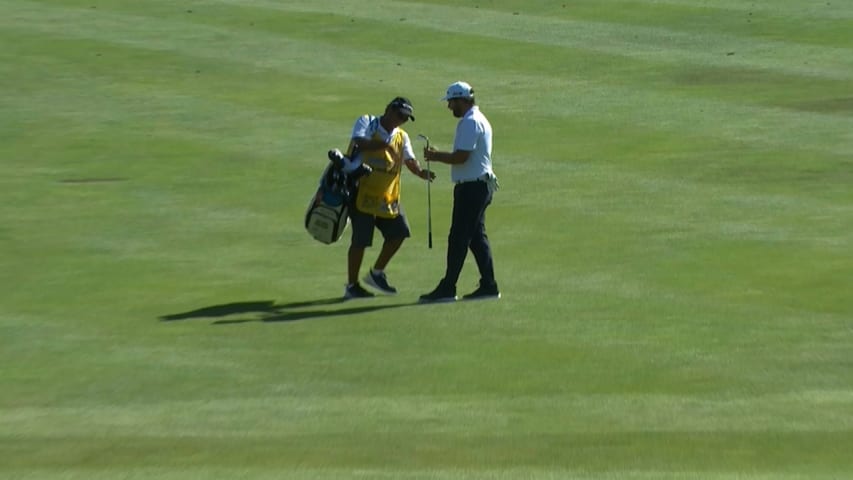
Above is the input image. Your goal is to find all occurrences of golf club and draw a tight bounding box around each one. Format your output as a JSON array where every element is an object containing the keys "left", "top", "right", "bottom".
[{"left": 417, "top": 134, "right": 433, "bottom": 249}]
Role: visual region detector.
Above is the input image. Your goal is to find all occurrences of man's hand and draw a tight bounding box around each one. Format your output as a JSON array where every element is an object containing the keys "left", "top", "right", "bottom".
[
  {"left": 423, "top": 146, "right": 438, "bottom": 162},
  {"left": 405, "top": 157, "right": 436, "bottom": 181}
]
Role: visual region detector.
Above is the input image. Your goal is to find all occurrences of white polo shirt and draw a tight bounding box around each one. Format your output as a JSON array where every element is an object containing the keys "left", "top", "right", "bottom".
[{"left": 450, "top": 106, "right": 493, "bottom": 183}]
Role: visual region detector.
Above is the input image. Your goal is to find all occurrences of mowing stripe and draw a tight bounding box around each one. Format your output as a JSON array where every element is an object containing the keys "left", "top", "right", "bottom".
[
  {"left": 203, "top": 0, "right": 853, "bottom": 80},
  {"left": 3, "top": 4, "right": 851, "bottom": 159},
  {"left": 639, "top": 0, "right": 853, "bottom": 20}
]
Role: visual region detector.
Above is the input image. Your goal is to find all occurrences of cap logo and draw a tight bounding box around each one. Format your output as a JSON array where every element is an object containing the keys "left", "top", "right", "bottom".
[{"left": 442, "top": 81, "right": 474, "bottom": 100}]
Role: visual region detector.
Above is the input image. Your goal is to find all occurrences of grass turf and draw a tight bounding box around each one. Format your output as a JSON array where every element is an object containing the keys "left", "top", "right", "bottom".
[{"left": 1, "top": 0, "right": 851, "bottom": 478}]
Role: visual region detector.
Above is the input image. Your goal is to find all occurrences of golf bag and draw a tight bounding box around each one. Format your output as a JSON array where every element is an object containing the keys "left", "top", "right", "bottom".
[{"left": 304, "top": 149, "right": 370, "bottom": 244}]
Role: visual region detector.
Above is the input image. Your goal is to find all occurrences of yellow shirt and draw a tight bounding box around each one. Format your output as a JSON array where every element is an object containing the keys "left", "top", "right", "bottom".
[{"left": 349, "top": 129, "right": 405, "bottom": 218}]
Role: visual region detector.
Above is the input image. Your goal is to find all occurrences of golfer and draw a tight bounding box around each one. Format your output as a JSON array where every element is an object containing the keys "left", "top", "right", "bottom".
[
  {"left": 343, "top": 97, "right": 435, "bottom": 300},
  {"left": 420, "top": 81, "right": 501, "bottom": 303}
]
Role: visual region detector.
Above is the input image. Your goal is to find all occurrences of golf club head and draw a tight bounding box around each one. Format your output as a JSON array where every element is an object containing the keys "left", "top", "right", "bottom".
[{"left": 417, "top": 134, "right": 431, "bottom": 149}]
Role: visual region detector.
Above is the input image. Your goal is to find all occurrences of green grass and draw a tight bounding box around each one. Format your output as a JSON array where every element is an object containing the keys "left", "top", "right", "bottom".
[{"left": 1, "top": 0, "right": 852, "bottom": 478}]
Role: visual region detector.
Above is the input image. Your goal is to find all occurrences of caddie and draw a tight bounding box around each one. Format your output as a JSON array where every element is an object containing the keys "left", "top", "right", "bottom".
[{"left": 343, "top": 97, "right": 435, "bottom": 299}]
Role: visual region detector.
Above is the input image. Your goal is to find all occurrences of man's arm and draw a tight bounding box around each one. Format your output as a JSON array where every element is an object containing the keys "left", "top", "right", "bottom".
[
  {"left": 404, "top": 157, "right": 436, "bottom": 180},
  {"left": 425, "top": 116, "right": 478, "bottom": 164},
  {"left": 350, "top": 115, "right": 389, "bottom": 152},
  {"left": 423, "top": 148, "right": 471, "bottom": 165},
  {"left": 352, "top": 137, "right": 390, "bottom": 152}
]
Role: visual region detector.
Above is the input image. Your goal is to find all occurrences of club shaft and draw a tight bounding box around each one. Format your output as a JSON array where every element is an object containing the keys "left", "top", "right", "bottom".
[
  {"left": 427, "top": 157, "right": 432, "bottom": 249},
  {"left": 419, "top": 134, "right": 433, "bottom": 249}
]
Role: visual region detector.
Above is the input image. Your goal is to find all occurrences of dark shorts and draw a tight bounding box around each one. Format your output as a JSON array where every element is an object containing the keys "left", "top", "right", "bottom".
[{"left": 349, "top": 205, "right": 411, "bottom": 248}]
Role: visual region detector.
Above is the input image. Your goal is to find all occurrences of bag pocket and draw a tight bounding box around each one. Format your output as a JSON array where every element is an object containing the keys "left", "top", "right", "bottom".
[{"left": 306, "top": 200, "right": 349, "bottom": 244}]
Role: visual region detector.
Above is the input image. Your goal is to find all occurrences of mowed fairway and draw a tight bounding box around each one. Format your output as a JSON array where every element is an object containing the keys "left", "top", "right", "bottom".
[{"left": 1, "top": 0, "right": 852, "bottom": 478}]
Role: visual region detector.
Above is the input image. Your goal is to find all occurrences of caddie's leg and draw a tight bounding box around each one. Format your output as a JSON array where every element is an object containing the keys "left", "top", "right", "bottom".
[
  {"left": 348, "top": 245, "right": 366, "bottom": 285},
  {"left": 372, "top": 211, "right": 411, "bottom": 271},
  {"left": 374, "top": 237, "right": 404, "bottom": 270},
  {"left": 348, "top": 208, "right": 376, "bottom": 285}
]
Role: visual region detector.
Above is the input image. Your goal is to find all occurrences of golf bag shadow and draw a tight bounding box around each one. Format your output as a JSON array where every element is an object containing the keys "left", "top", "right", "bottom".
[{"left": 304, "top": 149, "right": 369, "bottom": 244}]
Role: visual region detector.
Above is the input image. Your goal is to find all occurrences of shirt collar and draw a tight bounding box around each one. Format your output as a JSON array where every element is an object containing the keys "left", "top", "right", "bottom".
[{"left": 377, "top": 116, "right": 396, "bottom": 136}]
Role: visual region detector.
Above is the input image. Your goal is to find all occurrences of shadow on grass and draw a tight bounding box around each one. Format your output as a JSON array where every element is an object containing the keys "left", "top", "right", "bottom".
[{"left": 159, "top": 298, "right": 418, "bottom": 325}]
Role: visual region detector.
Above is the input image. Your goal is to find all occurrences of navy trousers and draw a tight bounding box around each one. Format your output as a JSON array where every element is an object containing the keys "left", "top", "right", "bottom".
[{"left": 443, "top": 180, "right": 496, "bottom": 288}]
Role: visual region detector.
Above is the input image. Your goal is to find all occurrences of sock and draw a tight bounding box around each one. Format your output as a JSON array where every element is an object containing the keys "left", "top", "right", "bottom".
[{"left": 371, "top": 268, "right": 384, "bottom": 276}]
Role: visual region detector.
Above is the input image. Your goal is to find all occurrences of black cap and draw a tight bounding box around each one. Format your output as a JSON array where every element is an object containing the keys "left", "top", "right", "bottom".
[{"left": 388, "top": 96, "right": 415, "bottom": 121}]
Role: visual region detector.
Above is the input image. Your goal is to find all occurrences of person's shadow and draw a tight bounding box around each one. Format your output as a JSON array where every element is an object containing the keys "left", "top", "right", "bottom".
[{"left": 159, "top": 298, "right": 417, "bottom": 325}]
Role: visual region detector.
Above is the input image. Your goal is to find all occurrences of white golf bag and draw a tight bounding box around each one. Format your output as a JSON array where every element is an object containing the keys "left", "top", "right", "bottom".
[{"left": 304, "top": 150, "right": 369, "bottom": 244}]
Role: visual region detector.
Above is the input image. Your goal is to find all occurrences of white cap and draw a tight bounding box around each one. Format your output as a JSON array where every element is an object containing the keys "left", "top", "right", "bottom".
[{"left": 441, "top": 81, "right": 474, "bottom": 101}]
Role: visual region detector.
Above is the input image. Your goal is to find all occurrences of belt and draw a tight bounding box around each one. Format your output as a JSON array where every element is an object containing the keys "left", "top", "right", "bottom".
[{"left": 455, "top": 174, "right": 489, "bottom": 184}]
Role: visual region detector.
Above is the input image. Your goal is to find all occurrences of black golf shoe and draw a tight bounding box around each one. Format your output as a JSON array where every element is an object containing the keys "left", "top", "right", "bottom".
[
  {"left": 462, "top": 281, "right": 501, "bottom": 301},
  {"left": 344, "top": 283, "right": 375, "bottom": 300},
  {"left": 418, "top": 282, "right": 457, "bottom": 304}
]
